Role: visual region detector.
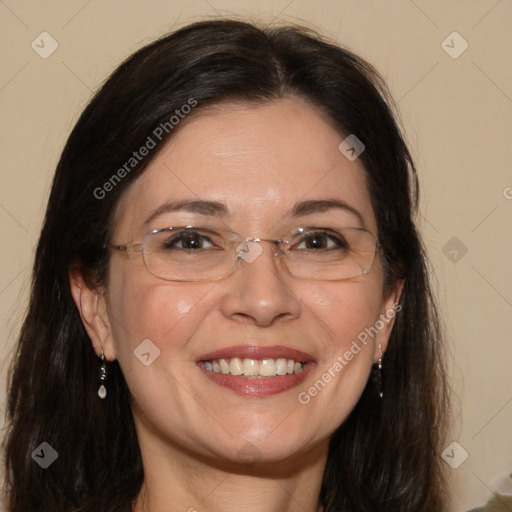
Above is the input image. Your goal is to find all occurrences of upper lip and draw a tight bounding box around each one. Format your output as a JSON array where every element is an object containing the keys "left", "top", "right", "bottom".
[{"left": 197, "top": 345, "right": 315, "bottom": 363}]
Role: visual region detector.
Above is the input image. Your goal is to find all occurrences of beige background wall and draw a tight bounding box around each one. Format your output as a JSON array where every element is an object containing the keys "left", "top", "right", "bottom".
[{"left": 1, "top": 1, "right": 511, "bottom": 510}]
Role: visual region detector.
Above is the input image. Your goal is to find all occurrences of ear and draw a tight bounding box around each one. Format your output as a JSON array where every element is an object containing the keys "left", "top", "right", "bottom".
[
  {"left": 69, "top": 267, "right": 117, "bottom": 362},
  {"left": 373, "top": 279, "right": 405, "bottom": 363}
]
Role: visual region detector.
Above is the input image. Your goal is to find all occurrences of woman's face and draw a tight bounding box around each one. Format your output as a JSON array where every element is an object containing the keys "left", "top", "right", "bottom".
[{"left": 96, "top": 97, "right": 400, "bottom": 466}]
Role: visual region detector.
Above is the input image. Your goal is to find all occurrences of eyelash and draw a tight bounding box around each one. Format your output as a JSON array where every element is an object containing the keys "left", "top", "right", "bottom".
[
  {"left": 160, "top": 228, "right": 349, "bottom": 251},
  {"left": 163, "top": 231, "right": 218, "bottom": 250},
  {"left": 291, "top": 230, "right": 349, "bottom": 250}
]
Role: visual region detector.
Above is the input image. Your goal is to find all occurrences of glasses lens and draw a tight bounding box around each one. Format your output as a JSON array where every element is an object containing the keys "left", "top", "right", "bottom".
[
  {"left": 140, "top": 226, "right": 377, "bottom": 281},
  {"left": 142, "top": 227, "right": 235, "bottom": 281},
  {"left": 284, "top": 227, "right": 377, "bottom": 280}
]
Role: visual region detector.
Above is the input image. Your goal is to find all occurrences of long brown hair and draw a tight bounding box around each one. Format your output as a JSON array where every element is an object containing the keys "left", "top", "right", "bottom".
[{"left": 3, "top": 19, "right": 448, "bottom": 511}]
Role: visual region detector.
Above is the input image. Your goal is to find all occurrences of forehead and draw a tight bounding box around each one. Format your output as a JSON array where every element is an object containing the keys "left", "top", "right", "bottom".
[{"left": 113, "top": 97, "right": 376, "bottom": 237}]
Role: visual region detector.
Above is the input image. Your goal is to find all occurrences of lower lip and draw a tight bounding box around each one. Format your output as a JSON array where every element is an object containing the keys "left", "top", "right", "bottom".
[{"left": 199, "top": 363, "right": 315, "bottom": 397}]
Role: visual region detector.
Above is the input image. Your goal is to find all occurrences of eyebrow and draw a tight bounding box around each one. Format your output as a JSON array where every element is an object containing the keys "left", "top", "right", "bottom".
[
  {"left": 287, "top": 199, "right": 364, "bottom": 225},
  {"left": 144, "top": 200, "right": 228, "bottom": 226},
  {"left": 143, "top": 198, "right": 364, "bottom": 227}
]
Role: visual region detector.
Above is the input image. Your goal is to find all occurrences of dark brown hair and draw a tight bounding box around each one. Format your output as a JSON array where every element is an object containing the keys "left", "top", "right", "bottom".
[{"left": 3, "top": 19, "right": 448, "bottom": 511}]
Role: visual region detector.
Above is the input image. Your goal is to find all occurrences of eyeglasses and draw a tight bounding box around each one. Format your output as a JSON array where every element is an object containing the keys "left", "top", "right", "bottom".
[{"left": 105, "top": 225, "right": 379, "bottom": 282}]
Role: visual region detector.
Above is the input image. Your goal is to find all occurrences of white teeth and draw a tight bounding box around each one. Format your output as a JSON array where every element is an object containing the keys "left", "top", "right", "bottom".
[
  {"left": 229, "top": 357, "right": 243, "bottom": 376},
  {"left": 202, "top": 357, "right": 305, "bottom": 377},
  {"left": 219, "top": 358, "right": 229, "bottom": 374},
  {"left": 243, "top": 358, "right": 259, "bottom": 376},
  {"left": 259, "top": 359, "right": 277, "bottom": 377},
  {"left": 276, "top": 358, "right": 288, "bottom": 375}
]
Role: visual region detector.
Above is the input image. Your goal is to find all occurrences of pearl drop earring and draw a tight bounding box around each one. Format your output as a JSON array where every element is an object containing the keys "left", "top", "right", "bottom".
[{"left": 98, "top": 351, "right": 107, "bottom": 399}]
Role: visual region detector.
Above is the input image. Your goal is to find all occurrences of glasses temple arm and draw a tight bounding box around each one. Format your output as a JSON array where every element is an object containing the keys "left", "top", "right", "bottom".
[{"left": 103, "top": 242, "right": 143, "bottom": 253}]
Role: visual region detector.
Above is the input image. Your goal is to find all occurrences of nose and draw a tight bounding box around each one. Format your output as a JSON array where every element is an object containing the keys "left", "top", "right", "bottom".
[{"left": 219, "top": 239, "right": 301, "bottom": 327}]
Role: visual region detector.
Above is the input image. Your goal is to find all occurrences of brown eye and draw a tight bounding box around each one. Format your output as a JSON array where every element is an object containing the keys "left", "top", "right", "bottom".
[
  {"left": 163, "top": 231, "right": 214, "bottom": 250},
  {"left": 303, "top": 234, "right": 328, "bottom": 249},
  {"left": 295, "top": 232, "right": 348, "bottom": 251}
]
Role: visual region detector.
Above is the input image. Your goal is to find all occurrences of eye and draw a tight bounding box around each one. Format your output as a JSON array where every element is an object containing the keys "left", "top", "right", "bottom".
[
  {"left": 163, "top": 230, "right": 217, "bottom": 250},
  {"left": 292, "top": 230, "right": 349, "bottom": 251}
]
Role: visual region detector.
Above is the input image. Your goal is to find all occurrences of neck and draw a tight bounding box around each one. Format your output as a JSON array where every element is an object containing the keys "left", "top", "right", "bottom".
[{"left": 132, "top": 421, "right": 328, "bottom": 512}]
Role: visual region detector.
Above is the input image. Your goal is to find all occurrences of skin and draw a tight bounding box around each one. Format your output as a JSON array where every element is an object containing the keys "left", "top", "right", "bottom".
[{"left": 71, "top": 97, "right": 403, "bottom": 512}]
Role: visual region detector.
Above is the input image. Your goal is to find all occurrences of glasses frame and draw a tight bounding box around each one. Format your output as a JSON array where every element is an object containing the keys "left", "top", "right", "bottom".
[{"left": 105, "top": 225, "right": 380, "bottom": 282}]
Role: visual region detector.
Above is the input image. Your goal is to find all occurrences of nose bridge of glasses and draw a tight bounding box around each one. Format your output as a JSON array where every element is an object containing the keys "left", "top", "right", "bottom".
[
  {"left": 235, "top": 236, "right": 285, "bottom": 264},
  {"left": 139, "top": 226, "right": 379, "bottom": 282}
]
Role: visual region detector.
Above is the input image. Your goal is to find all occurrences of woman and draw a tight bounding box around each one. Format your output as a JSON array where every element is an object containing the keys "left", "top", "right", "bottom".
[{"left": 3, "top": 19, "right": 449, "bottom": 512}]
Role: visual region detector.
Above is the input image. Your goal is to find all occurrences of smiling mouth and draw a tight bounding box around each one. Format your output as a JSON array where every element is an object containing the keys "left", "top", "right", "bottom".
[
  {"left": 200, "top": 357, "right": 305, "bottom": 378},
  {"left": 196, "top": 345, "right": 314, "bottom": 397}
]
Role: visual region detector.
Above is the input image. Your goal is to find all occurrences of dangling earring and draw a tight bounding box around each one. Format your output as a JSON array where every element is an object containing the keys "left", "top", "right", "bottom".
[
  {"left": 377, "top": 343, "right": 383, "bottom": 398},
  {"left": 98, "top": 351, "right": 107, "bottom": 399}
]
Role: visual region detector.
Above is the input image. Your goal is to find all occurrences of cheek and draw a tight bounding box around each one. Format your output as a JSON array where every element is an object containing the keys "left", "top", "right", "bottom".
[
  {"left": 295, "top": 280, "right": 383, "bottom": 419},
  {"left": 303, "top": 280, "right": 382, "bottom": 357},
  {"left": 107, "top": 269, "right": 217, "bottom": 368}
]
